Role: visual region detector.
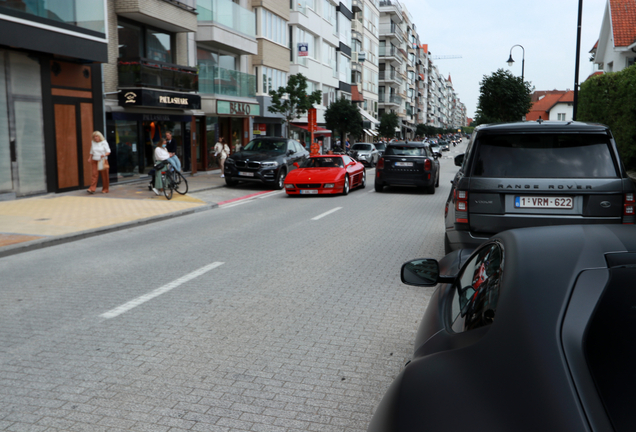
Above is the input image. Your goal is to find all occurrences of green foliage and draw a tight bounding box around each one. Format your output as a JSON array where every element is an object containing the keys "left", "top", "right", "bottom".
[
  {"left": 462, "top": 126, "right": 475, "bottom": 135},
  {"left": 415, "top": 123, "right": 427, "bottom": 137},
  {"left": 474, "top": 69, "right": 533, "bottom": 125},
  {"left": 378, "top": 112, "right": 399, "bottom": 138},
  {"left": 268, "top": 73, "right": 322, "bottom": 138},
  {"left": 578, "top": 66, "right": 636, "bottom": 169},
  {"left": 324, "top": 97, "right": 364, "bottom": 141}
]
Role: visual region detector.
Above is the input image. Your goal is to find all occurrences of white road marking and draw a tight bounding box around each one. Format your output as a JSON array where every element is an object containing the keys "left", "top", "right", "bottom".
[
  {"left": 220, "top": 190, "right": 283, "bottom": 208},
  {"left": 312, "top": 207, "right": 342, "bottom": 220},
  {"left": 100, "top": 262, "right": 225, "bottom": 319}
]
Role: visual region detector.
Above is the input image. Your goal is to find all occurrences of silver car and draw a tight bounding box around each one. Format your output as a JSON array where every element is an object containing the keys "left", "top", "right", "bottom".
[{"left": 349, "top": 142, "right": 379, "bottom": 167}]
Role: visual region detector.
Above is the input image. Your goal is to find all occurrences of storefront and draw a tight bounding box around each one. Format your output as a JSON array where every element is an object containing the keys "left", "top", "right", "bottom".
[{"left": 105, "top": 88, "right": 201, "bottom": 181}]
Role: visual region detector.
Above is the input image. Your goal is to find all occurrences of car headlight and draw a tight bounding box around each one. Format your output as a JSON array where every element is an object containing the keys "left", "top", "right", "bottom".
[
  {"left": 285, "top": 184, "right": 295, "bottom": 189},
  {"left": 261, "top": 161, "right": 279, "bottom": 168},
  {"left": 324, "top": 183, "right": 335, "bottom": 188},
  {"left": 225, "top": 158, "right": 235, "bottom": 165}
]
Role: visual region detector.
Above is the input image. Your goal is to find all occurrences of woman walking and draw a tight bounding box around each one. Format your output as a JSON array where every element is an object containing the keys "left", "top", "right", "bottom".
[
  {"left": 87, "top": 131, "right": 110, "bottom": 194},
  {"left": 214, "top": 137, "right": 230, "bottom": 177}
]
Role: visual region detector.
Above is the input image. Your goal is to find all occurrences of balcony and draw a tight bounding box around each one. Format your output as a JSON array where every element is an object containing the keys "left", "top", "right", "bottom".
[
  {"left": 198, "top": 63, "right": 256, "bottom": 98},
  {"left": 379, "top": 23, "right": 405, "bottom": 45},
  {"left": 379, "top": 45, "right": 402, "bottom": 65},
  {"left": 379, "top": 0, "right": 403, "bottom": 20},
  {"left": 117, "top": 0, "right": 197, "bottom": 32},
  {"left": 379, "top": 70, "right": 403, "bottom": 85},
  {"left": 197, "top": 0, "right": 255, "bottom": 37},
  {"left": 379, "top": 94, "right": 403, "bottom": 106},
  {"left": 352, "top": 0, "right": 363, "bottom": 12},
  {"left": 1, "top": 0, "right": 107, "bottom": 33},
  {"left": 118, "top": 58, "right": 198, "bottom": 92}
]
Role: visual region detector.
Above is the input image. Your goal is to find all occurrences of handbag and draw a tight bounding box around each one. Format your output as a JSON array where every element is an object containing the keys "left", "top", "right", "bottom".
[{"left": 98, "top": 158, "right": 109, "bottom": 171}]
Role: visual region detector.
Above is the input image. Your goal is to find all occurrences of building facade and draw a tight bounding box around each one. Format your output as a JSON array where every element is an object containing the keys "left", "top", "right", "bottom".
[{"left": 0, "top": 0, "right": 108, "bottom": 197}]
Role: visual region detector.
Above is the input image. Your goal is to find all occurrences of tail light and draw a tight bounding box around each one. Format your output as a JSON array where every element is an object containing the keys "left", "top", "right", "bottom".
[
  {"left": 424, "top": 159, "right": 432, "bottom": 171},
  {"left": 455, "top": 190, "right": 468, "bottom": 224},
  {"left": 624, "top": 193, "right": 635, "bottom": 224},
  {"left": 377, "top": 158, "right": 384, "bottom": 170}
]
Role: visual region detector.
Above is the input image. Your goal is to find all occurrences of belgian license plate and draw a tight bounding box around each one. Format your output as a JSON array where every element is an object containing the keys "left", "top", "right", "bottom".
[
  {"left": 238, "top": 171, "right": 254, "bottom": 177},
  {"left": 300, "top": 190, "right": 318, "bottom": 194},
  {"left": 395, "top": 162, "right": 413, "bottom": 167},
  {"left": 515, "top": 196, "right": 573, "bottom": 209}
]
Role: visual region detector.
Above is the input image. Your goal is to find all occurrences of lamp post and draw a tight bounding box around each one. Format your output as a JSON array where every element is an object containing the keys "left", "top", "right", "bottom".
[{"left": 506, "top": 44, "right": 525, "bottom": 84}]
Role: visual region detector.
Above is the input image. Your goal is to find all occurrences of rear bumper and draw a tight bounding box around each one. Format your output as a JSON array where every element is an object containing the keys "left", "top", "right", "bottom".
[{"left": 376, "top": 171, "right": 434, "bottom": 187}]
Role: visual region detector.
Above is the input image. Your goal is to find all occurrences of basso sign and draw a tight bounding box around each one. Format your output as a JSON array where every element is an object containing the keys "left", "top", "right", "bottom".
[
  {"left": 118, "top": 89, "right": 201, "bottom": 110},
  {"left": 217, "top": 100, "right": 260, "bottom": 116}
]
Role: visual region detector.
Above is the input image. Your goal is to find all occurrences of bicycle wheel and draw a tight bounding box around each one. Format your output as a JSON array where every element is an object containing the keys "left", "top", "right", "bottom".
[
  {"left": 161, "top": 172, "right": 173, "bottom": 200},
  {"left": 173, "top": 171, "right": 189, "bottom": 195},
  {"left": 171, "top": 168, "right": 181, "bottom": 185}
]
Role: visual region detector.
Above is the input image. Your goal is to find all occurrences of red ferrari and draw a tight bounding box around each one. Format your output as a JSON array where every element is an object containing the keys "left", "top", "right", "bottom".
[{"left": 284, "top": 154, "right": 366, "bottom": 196}]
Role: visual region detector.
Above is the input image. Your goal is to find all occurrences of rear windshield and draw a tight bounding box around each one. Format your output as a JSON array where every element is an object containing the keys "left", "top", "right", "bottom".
[
  {"left": 305, "top": 157, "right": 343, "bottom": 168},
  {"left": 471, "top": 133, "right": 618, "bottom": 178},
  {"left": 386, "top": 146, "right": 425, "bottom": 156}
]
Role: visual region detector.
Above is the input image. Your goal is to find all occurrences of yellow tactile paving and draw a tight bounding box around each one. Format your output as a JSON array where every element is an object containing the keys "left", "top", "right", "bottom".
[{"left": 0, "top": 196, "right": 206, "bottom": 236}]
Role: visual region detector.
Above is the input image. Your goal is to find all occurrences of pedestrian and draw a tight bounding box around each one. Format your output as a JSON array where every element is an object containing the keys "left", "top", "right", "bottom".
[
  {"left": 345, "top": 139, "right": 350, "bottom": 152},
  {"left": 152, "top": 139, "right": 170, "bottom": 195},
  {"left": 165, "top": 131, "right": 182, "bottom": 173},
  {"left": 214, "top": 137, "right": 230, "bottom": 178},
  {"left": 87, "top": 131, "right": 110, "bottom": 194}
]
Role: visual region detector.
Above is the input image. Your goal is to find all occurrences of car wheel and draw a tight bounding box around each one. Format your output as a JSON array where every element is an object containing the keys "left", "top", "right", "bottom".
[
  {"left": 374, "top": 181, "right": 383, "bottom": 192},
  {"left": 444, "top": 234, "right": 452, "bottom": 255},
  {"left": 342, "top": 175, "right": 350, "bottom": 195},
  {"left": 435, "top": 172, "right": 440, "bottom": 187},
  {"left": 225, "top": 176, "right": 237, "bottom": 187},
  {"left": 275, "top": 168, "right": 287, "bottom": 190},
  {"left": 370, "top": 158, "right": 376, "bottom": 168},
  {"left": 360, "top": 170, "right": 366, "bottom": 189},
  {"left": 426, "top": 183, "right": 436, "bottom": 194}
]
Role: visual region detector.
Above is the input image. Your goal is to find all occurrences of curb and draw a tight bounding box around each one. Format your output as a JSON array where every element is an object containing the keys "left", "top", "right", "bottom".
[{"left": 0, "top": 202, "right": 218, "bottom": 259}]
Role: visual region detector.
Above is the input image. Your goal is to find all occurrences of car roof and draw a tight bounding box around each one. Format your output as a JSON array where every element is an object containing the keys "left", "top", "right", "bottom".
[
  {"left": 475, "top": 120, "right": 609, "bottom": 134},
  {"left": 388, "top": 141, "right": 428, "bottom": 147}
]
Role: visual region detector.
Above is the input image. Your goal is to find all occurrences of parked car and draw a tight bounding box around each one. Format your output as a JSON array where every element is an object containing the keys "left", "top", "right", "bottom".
[
  {"left": 349, "top": 142, "right": 380, "bottom": 167},
  {"left": 284, "top": 154, "right": 365, "bottom": 196},
  {"left": 438, "top": 140, "right": 450, "bottom": 151},
  {"left": 224, "top": 137, "right": 309, "bottom": 189},
  {"left": 429, "top": 143, "right": 442, "bottom": 157},
  {"left": 368, "top": 224, "right": 636, "bottom": 432},
  {"left": 444, "top": 120, "right": 636, "bottom": 254},
  {"left": 374, "top": 142, "right": 387, "bottom": 158},
  {"left": 374, "top": 141, "right": 440, "bottom": 194}
]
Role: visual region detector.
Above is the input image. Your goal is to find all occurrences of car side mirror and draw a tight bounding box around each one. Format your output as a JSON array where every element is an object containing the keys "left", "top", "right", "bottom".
[
  {"left": 401, "top": 259, "right": 454, "bottom": 286},
  {"left": 454, "top": 154, "right": 465, "bottom": 167},
  {"left": 293, "top": 162, "right": 299, "bottom": 168},
  {"left": 287, "top": 149, "right": 294, "bottom": 156},
  {"left": 435, "top": 152, "right": 441, "bottom": 158}
]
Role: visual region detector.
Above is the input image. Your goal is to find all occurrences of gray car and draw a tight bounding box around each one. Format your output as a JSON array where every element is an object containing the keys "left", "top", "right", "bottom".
[
  {"left": 349, "top": 142, "right": 379, "bottom": 167},
  {"left": 444, "top": 120, "right": 636, "bottom": 254}
]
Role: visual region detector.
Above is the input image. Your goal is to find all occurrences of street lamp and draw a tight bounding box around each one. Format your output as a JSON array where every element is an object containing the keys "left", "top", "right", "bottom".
[{"left": 506, "top": 44, "right": 525, "bottom": 84}]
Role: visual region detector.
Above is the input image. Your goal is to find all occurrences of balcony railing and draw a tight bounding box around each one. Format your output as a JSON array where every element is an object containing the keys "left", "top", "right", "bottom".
[
  {"left": 379, "top": 70, "right": 403, "bottom": 84},
  {"left": 197, "top": 0, "right": 255, "bottom": 37},
  {"left": 379, "top": 45, "right": 402, "bottom": 61},
  {"left": 118, "top": 58, "right": 198, "bottom": 92},
  {"left": 0, "top": 0, "right": 106, "bottom": 33},
  {"left": 379, "top": 94, "right": 403, "bottom": 105},
  {"left": 198, "top": 63, "right": 256, "bottom": 98},
  {"left": 379, "top": 0, "right": 402, "bottom": 15}
]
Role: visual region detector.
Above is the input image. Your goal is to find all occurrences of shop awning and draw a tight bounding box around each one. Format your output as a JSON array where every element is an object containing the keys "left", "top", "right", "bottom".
[
  {"left": 364, "top": 129, "right": 378, "bottom": 136},
  {"left": 291, "top": 123, "right": 332, "bottom": 136},
  {"left": 358, "top": 107, "right": 380, "bottom": 125}
]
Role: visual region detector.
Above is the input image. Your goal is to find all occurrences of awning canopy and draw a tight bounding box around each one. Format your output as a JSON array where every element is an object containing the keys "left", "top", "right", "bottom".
[
  {"left": 364, "top": 129, "right": 378, "bottom": 136},
  {"left": 291, "top": 123, "right": 332, "bottom": 136},
  {"left": 358, "top": 107, "right": 380, "bottom": 125}
]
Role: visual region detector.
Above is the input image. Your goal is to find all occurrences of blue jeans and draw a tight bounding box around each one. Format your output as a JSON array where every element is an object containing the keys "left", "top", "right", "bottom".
[{"left": 168, "top": 155, "right": 181, "bottom": 172}]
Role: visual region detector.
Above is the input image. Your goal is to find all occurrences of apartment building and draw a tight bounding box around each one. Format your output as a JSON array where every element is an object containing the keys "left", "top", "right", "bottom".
[
  {"left": 377, "top": 0, "right": 404, "bottom": 137},
  {"left": 104, "top": 0, "right": 200, "bottom": 180},
  {"left": 0, "top": 0, "right": 108, "bottom": 197},
  {"left": 351, "top": 0, "right": 380, "bottom": 141}
]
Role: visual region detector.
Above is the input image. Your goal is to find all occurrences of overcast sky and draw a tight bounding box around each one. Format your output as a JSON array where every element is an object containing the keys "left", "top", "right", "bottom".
[{"left": 398, "top": 0, "right": 607, "bottom": 118}]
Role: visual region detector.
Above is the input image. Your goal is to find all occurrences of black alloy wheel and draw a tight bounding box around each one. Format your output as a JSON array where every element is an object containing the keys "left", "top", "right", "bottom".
[
  {"left": 360, "top": 170, "right": 366, "bottom": 188},
  {"left": 275, "top": 168, "right": 287, "bottom": 190}
]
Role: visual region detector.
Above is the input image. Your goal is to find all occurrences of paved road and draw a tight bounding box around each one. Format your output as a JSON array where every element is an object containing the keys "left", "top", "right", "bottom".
[{"left": 0, "top": 143, "right": 466, "bottom": 432}]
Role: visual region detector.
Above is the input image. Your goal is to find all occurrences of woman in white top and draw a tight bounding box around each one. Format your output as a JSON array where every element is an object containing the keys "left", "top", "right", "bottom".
[
  {"left": 87, "top": 131, "right": 110, "bottom": 194},
  {"left": 213, "top": 137, "right": 230, "bottom": 177},
  {"left": 152, "top": 139, "right": 171, "bottom": 195}
]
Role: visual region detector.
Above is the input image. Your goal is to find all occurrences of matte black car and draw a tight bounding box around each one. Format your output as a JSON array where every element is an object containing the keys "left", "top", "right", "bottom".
[
  {"left": 224, "top": 137, "right": 309, "bottom": 189},
  {"left": 445, "top": 121, "right": 636, "bottom": 254},
  {"left": 369, "top": 224, "right": 636, "bottom": 432},
  {"left": 349, "top": 142, "right": 380, "bottom": 167},
  {"left": 375, "top": 142, "right": 440, "bottom": 194}
]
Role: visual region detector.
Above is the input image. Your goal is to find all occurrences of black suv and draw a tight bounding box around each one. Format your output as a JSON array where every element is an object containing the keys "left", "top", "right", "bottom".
[
  {"left": 444, "top": 121, "right": 636, "bottom": 253},
  {"left": 224, "top": 137, "right": 309, "bottom": 189},
  {"left": 375, "top": 141, "right": 440, "bottom": 194}
]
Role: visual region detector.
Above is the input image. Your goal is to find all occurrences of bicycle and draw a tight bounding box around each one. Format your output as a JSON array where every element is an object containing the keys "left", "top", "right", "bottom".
[{"left": 168, "top": 166, "right": 188, "bottom": 195}]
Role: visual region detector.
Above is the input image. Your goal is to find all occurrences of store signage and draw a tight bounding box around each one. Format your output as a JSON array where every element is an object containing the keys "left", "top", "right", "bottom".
[
  {"left": 118, "top": 88, "right": 201, "bottom": 110},
  {"left": 298, "top": 42, "right": 308, "bottom": 57},
  {"left": 217, "top": 100, "right": 260, "bottom": 116}
]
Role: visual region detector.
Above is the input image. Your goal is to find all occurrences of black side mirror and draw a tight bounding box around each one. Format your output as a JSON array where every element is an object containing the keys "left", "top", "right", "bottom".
[
  {"left": 287, "top": 149, "right": 294, "bottom": 156},
  {"left": 454, "top": 154, "right": 465, "bottom": 167},
  {"left": 401, "top": 259, "right": 441, "bottom": 286}
]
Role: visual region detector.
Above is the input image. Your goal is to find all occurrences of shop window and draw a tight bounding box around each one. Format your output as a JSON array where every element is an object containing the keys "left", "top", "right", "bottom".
[{"left": 118, "top": 19, "right": 174, "bottom": 64}]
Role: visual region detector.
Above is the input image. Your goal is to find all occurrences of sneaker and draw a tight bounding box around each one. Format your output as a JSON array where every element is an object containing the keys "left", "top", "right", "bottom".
[
  {"left": 220, "top": 174, "right": 225, "bottom": 178},
  {"left": 152, "top": 188, "right": 160, "bottom": 195}
]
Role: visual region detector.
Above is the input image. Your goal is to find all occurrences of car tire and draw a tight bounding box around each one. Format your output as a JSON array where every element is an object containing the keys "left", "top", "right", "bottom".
[
  {"left": 374, "top": 181, "right": 383, "bottom": 192},
  {"left": 342, "top": 175, "right": 350, "bottom": 195},
  {"left": 426, "top": 183, "right": 435, "bottom": 194},
  {"left": 275, "top": 168, "right": 287, "bottom": 190},
  {"left": 435, "top": 172, "right": 440, "bottom": 187},
  {"left": 360, "top": 170, "right": 366, "bottom": 189},
  {"left": 370, "top": 158, "right": 376, "bottom": 168},
  {"left": 225, "top": 176, "right": 237, "bottom": 187},
  {"left": 444, "top": 234, "right": 452, "bottom": 255}
]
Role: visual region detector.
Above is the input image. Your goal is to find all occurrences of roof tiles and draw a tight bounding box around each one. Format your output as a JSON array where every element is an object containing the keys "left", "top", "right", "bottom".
[{"left": 610, "top": 0, "right": 636, "bottom": 47}]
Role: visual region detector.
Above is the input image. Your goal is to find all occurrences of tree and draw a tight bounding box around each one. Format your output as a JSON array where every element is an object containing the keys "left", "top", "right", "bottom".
[
  {"left": 415, "top": 123, "right": 427, "bottom": 137},
  {"left": 268, "top": 73, "right": 322, "bottom": 138},
  {"left": 473, "top": 69, "right": 533, "bottom": 125},
  {"left": 324, "top": 97, "right": 363, "bottom": 143},
  {"left": 378, "top": 112, "right": 399, "bottom": 139}
]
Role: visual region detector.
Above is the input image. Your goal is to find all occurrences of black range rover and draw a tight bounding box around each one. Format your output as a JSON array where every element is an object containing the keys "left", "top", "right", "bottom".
[
  {"left": 224, "top": 137, "right": 309, "bottom": 189},
  {"left": 374, "top": 141, "right": 440, "bottom": 194},
  {"left": 445, "top": 121, "right": 636, "bottom": 253}
]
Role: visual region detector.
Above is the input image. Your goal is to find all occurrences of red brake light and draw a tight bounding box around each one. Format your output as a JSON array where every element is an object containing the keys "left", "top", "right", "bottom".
[
  {"left": 424, "top": 159, "right": 432, "bottom": 171},
  {"left": 624, "top": 193, "right": 635, "bottom": 224},
  {"left": 455, "top": 190, "right": 468, "bottom": 224},
  {"left": 377, "top": 158, "right": 384, "bottom": 169}
]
